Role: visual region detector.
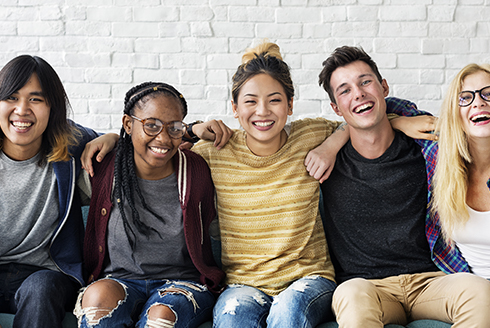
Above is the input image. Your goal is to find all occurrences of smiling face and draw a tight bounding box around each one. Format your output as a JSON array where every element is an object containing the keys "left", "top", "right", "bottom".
[
  {"left": 0, "top": 73, "right": 50, "bottom": 161},
  {"left": 232, "top": 73, "right": 293, "bottom": 156},
  {"left": 459, "top": 71, "right": 490, "bottom": 141},
  {"left": 123, "top": 94, "right": 184, "bottom": 180},
  {"left": 329, "top": 60, "right": 389, "bottom": 132}
]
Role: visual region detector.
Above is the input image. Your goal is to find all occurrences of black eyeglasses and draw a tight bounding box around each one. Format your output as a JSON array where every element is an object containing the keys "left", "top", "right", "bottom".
[
  {"left": 130, "top": 115, "right": 188, "bottom": 139},
  {"left": 458, "top": 85, "right": 490, "bottom": 107}
]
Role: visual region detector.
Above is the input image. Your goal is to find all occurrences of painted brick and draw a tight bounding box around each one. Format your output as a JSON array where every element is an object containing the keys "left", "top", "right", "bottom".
[
  {"left": 228, "top": 7, "right": 275, "bottom": 22},
  {"left": 429, "top": 22, "right": 476, "bottom": 37},
  {"left": 0, "top": 36, "right": 39, "bottom": 52},
  {"left": 374, "top": 38, "right": 421, "bottom": 53},
  {"left": 347, "top": 6, "right": 378, "bottom": 21},
  {"left": 159, "top": 23, "right": 191, "bottom": 37},
  {"left": 180, "top": 6, "right": 215, "bottom": 21},
  {"left": 18, "top": 21, "right": 64, "bottom": 36},
  {"left": 66, "top": 21, "right": 111, "bottom": 36},
  {"left": 277, "top": 8, "right": 322, "bottom": 23},
  {"left": 133, "top": 6, "right": 179, "bottom": 22},
  {"left": 87, "top": 37, "right": 134, "bottom": 53},
  {"left": 379, "top": 6, "right": 426, "bottom": 21},
  {"left": 398, "top": 54, "right": 446, "bottom": 69},
  {"left": 40, "top": 36, "right": 88, "bottom": 53},
  {"left": 332, "top": 22, "right": 378, "bottom": 37},
  {"left": 180, "top": 69, "right": 206, "bottom": 85},
  {"left": 86, "top": 7, "right": 131, "bottom": 22},
  {"left": 205, "top": 85, "right": 229, "bottom": 100},
  {"left": 190, "top": 22, "right": 213, "bottom": 37},
  {"left": 420, "top": 69, "right": 445, "bottom": 84},
  {"left": 133, "top": 69, "right": 179, "bottom": 85},
  {"left": 321, "top": 6, "right": 347, "bottom": 22},
  {"left": 421, "top": 39, "right": 444, "bottom": 54},
  {"left": 205, "top": 69, "right": 229, "bottom": 85},
  {"left": 0, "top": 22, "right": 16, "bottom": 35},
  {"left": 112, "top": 22, "right": 160, "bottom": 37},
  {"left": 134, "top": 38, "right": 181, "bottom": 53},
  {"left": 212, "top": 22, "right": 255, "bottom": 38},
  {"left": 160, "top": 53, "right": 205, "bottom": 69},
  {"left": 379, "top": 22, "right": 428, "bottom": 37},
  {"left": 428, "top": 5, "right": 455, "bottom": 21},
  {"left": 303, "top": 23, "right": 332, "bottom": 39}
]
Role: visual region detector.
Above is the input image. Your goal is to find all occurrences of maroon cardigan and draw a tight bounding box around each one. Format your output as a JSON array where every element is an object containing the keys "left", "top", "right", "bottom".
[{"left": 83, "top": 148, "right": 224, "bottom": 294}]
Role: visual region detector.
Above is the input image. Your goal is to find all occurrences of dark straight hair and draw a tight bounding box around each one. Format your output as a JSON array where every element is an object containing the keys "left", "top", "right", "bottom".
[{"left": 0, "top": 55, "right": 78, "bottom": 164}]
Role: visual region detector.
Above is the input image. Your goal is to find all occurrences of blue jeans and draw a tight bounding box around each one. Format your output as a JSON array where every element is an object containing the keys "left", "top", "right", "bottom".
[
  {"left": 212, "top": 276, "right": 336, "bottom": 328},
  {"left": 0, "top": 263, "right": 79, "bottom": 328},
  {"left": 76, "top": 278, "right": 215, "bottom": 328}
]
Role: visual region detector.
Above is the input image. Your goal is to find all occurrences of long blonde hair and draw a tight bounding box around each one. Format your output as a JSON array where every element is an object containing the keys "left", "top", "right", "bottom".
[{"left": 433, "top": 63, "right": 490, "bottom": 240}]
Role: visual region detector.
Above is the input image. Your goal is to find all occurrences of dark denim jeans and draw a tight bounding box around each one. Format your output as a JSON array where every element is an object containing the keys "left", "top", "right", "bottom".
[{"left": 0, "top": 263, "right": 79, "bottom": 328}]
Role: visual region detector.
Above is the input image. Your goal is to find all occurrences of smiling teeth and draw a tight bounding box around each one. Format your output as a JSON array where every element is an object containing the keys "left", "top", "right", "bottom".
[
  {"left": 254, "top": 121, "right": 274, "bottom": 127},
  {"left": 12, "top": 122, "right": 32, "bottom": 129},
  {"left": 355, "top": 103, "right": 373, "bottom": 113},
  {"left": 150, "top": 147, "right": 169, "bottom": 154},
  {"left": 471, "top": 114, "right": 490, "bottom": 122}
]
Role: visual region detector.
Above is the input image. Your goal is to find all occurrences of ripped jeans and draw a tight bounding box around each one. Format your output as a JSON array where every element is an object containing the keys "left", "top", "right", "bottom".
[
  {"left": 75, "top": 278, "right": 215, "bottom": 328},
  {"left": 212, "top": 276, "right": 336, "bottom": 328}
]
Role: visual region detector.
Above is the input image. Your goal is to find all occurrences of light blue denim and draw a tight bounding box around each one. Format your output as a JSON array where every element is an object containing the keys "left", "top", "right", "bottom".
[
  {"left": 77, "top": 278, "right": 215, "bottom": 328},
  {"left": 212, "top": 276, "right": 336, "bottom": 328}
]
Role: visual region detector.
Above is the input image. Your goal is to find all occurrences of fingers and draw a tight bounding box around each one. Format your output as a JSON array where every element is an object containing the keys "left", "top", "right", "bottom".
[
  {"left": 179, "top": 141, "right": 194, "bottom": 150},
  {"left": 81, "top": 147, "right": 97, "bottom": 177},
  {"left": 319, "top": 166, "right": 334, "bottom": 184},
  {"left": 211, "top": 120, "right": 233, "bottom": 149}
]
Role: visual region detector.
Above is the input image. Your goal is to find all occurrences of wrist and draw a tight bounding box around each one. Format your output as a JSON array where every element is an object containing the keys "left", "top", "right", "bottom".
[{"left": 186, "top": 120, "right": 203, "bottom": 143}]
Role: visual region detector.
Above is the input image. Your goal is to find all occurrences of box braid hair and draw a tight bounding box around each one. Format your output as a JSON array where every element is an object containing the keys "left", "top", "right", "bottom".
[{"left": 114, "top": 81, "right": 188, "bottom": 249}]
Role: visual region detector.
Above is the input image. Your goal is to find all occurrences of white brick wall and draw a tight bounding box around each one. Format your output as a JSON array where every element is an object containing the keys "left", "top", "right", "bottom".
[{"left": 1, "top": 1, "right": 490, "bottom": 132}]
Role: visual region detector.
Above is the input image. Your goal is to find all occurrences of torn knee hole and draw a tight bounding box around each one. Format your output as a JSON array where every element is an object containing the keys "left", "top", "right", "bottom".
[
  {"left": 158, "top": 287, "right": 199, "bottom": 312},
  {"left": 148, "top": 304, "right": 176, "bottom": 321},
  {"left": 82, "top": 307, "right": 116, "bottom": 324}
]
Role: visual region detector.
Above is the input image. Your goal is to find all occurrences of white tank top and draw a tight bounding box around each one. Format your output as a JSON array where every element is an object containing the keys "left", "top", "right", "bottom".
[{"left": 453, "top": 206, "right": 490, "bottom": 279}]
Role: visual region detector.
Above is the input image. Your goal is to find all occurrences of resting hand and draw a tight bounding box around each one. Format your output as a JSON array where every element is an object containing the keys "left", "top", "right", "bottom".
[
  {"left": 390, "top": 115, "right": 438, "bottom": 141},
  {"left": 305, "top": 143, "right": 337, "bottom": 183},
  {"left": 192, "top": 120, "right": 234, "bottom": 149},
  {"left": 81, "top": 133, "right": 119, "bottom": 177}
]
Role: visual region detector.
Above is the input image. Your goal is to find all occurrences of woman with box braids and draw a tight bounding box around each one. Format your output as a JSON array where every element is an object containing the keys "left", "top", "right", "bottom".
[
  {"left": 75, "top": 81, "right": 223, "bottom": 328},
  {"left": 113, "top": 82, "right": 188, "bottom": 248}
]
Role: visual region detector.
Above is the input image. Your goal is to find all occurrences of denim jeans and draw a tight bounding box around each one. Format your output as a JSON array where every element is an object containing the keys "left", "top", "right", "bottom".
[
  {"left": 76, "top": 278, "right": 215, "bottom": 328},
  {"left": 212, "top": 276, "right": 336, "bottom": 328},
  {"left": 0, "top": 263, "right": 79, "bottom": 328}
]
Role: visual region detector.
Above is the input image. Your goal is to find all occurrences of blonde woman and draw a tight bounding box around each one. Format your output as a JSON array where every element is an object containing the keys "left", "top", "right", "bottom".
[{"left": 433, "top": 63, "right": 490, "bottom": 279}]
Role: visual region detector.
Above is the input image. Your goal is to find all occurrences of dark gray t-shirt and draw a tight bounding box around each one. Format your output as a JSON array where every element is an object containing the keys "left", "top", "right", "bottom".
[
  {"left": 0, "top": 151, "right": 59, "bottom": 271},
  {"left": 103, "top": 172, "right": 200, "bottom": 281},
  {"left": 321, "top": 132, "right": 438, "bottom": 283}
]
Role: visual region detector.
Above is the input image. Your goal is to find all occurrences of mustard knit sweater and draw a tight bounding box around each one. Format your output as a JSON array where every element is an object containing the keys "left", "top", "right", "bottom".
[{"left": 192, "top": 118, "right": 340, "bottom": 295}]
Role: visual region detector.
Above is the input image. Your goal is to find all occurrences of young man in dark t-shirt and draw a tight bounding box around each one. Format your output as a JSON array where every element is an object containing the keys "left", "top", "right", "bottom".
[{"left": 305, "top": 46, "right": 490, "bottom": 327}]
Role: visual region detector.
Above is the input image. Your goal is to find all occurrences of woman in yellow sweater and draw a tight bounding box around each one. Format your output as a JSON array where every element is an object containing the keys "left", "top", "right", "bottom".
[{"left": 190, "top": 41, "right": 345, "bottom": 328}]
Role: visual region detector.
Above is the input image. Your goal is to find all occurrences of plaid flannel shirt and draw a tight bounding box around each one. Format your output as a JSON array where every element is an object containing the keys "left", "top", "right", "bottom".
[{"left": 385, "top": 97, "right": 470, "bottom": 274}]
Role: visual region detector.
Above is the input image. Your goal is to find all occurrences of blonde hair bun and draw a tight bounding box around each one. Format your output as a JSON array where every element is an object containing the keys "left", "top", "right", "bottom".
[{"left": 241, "top": 41, "right": 283, "bottom": 64}]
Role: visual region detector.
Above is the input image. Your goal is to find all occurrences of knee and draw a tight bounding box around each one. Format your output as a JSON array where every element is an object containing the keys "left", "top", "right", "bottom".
[
  {"left": 147, "top": 304, "right": 176, "bottom": 328},
  {"left": 450, "top": 273, "right": 490, "bottom": 304},
  {"left": 335, "top": 278, "right": 374, "bottom": 299},
  {"left": 333, "top": 278, "right": 377, "bottom": 308},
  {"left": 17, "top": 270, "right": 62, "bottom": 299},
  {"left": 78, "top": 279, "right": 126, "bottom": 322}
]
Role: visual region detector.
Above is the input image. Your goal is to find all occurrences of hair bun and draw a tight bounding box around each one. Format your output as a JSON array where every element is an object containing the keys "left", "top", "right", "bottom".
[{"left": 241, "top": 41, "right": 283, "bottom": 64}]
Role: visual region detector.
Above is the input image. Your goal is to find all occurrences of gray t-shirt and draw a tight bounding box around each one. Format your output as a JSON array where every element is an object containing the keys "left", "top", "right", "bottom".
[
  {"left": 0, "top": 151, "right": 59, "bottom": 271},
  {"left": 103, "top": 172, "right": 200, "bottom": 281}
]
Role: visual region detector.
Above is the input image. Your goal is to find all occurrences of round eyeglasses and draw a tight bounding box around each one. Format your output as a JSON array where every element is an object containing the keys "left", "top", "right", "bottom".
[
  {"left": 130, "top": 115, "right": 188, "bottom": 139},
  {"left": 458, "top": 85, "right": 490, "bottom": 107}
]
